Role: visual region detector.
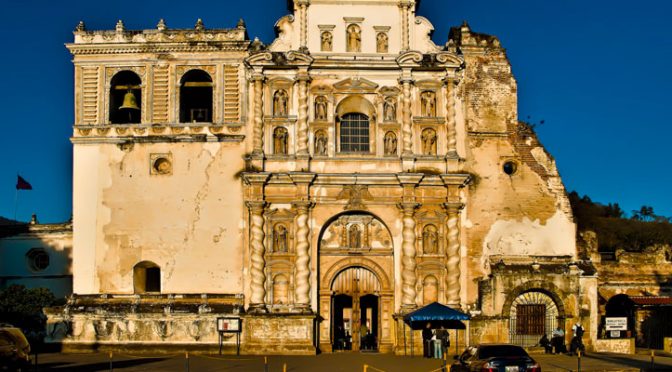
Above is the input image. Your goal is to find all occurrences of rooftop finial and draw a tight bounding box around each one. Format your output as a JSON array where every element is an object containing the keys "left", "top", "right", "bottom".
[
  {"left": 157, "top": 19, "right": 167, "bottom": 32},
  {"left": 116, "top": 20, "right": 125, "bottom": 33},
  {"left": 195, "top": 18, "right": 204, "bottom": 31},
  {"left": 75, "top": 21, "right": 86, "bottom": 32},
  {"left": 237, "top": 18, "right": 246, "bottom": 28}
]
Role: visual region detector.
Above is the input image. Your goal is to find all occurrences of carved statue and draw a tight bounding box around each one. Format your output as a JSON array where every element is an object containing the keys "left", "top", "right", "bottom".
[
  {"left": 349, "top": 224, "right": 361, "bottom": 249},
  {"left": 421, "top": 91, "right": 436, "bottom": 117},
  {"left": 384, "top": 97, "right": 396, "bottom": 121},
  {"left": 376, "top": 32, "right": 388, "bottom": 53},
  {"left": 274, "top": 224, "right": 288, "bottom": 253},
  {"left": 321, "top": 31, "right": 333, "bottom": 52},
  {"left": 314, "top": 130, "right": 327, "bottom": 156},
  {"left": 315, "top": 96, "right": 328, "bottom": 121},
  {"left": 421, "top": 128, "right": 437, "bottom": 155},
  {"left": 423, "top": 225, "right": 438, "bottom": 254},
  {"left": 346, "top": 24, "right": 361, "bottom": 52},
  {"left": 274, "top": 127, "right": 288, "bottom": 155},
  {"left": 384, "top": 131, "right": 397, "bottom": 155},
  {"left": 273, "top": 89, "right": 288, "bottom": 116}
]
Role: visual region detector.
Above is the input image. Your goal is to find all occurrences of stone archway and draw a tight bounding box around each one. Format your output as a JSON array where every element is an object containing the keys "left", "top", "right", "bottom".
[{"left": 317, "top": 212, "right": 395, "bottom": 353}]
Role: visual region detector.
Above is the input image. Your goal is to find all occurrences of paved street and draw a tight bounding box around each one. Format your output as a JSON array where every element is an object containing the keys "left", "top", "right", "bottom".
[{"left": 29, "top": 351, "right": 672, "bottom": 371}]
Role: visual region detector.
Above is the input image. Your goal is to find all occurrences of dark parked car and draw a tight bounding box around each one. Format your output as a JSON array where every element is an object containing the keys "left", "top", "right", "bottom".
[
  {"left": 451, "top": 344, "right": 541, "bottom": 372},
  {"left": 0, "top": 325, "right": 31, "bottom": 371}
]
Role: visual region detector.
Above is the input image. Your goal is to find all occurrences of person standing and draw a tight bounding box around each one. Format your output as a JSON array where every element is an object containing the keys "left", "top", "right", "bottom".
[
  {"left": 551, "top": 326, "right": 565, "bottom": 354},
  {"left": 570, "top": 322, "right": 585, "bottom": 355},
  {"left": 422, "top": 322, "right": 433, "bottom": 358}
]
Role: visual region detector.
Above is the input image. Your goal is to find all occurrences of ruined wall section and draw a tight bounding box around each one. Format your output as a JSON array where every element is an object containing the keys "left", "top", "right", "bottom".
[
  {"left": 449, "top": 24, "right": 577, "bottom": 307},
  {"left": 77, "top": 141, "right": 245, "bottom": 294}
]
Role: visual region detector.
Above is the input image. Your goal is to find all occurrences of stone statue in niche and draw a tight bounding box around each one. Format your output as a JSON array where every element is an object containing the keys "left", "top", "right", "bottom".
[
  {"left": 376, "top": 32, "right": 388, "bottom": 53},
  {"left": 421, "top": 128, "right": 437, "bottom": 155},
  {"left": 349, "top": 224, "right": 361, "bottom": 248},
  {"left": 315, "top": 96, "right": 328, "bottom": 121},
  {"left": 423, "top": 225, "right": 438, "bottom": 254},
  {"left": 421, "top": 91, "right": 436, "bottom": 117},
  {"left": 321, "top": 31, "right": 333, "bottom": 52},
  {"left": 384, "top": 131, "right": 397, "bottom": 156},
  {"left": 346, "top": 24, "right": 361, "bottom": 52},
  {"left": 273, "top": 89, "right": 288, "bottom": 116},
  {"left": 383, "top": 97, "right": 396, "bottom": 121},
  {"left": 314, "top": 130, "right": 327, "bottom": 156},
  {"left": 274, "top": 224, "right": 288, "bottom": 252},
  {"left": 274, "top": 127, "right": 288, "bottom": 155}
]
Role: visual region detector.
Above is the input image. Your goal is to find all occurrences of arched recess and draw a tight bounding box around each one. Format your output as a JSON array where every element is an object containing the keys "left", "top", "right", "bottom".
[
  {"left": 110, "top": 71, "right": 141, "bottom": 124},
  {"left": 503, "top": 282, "right": 566, "bottom": 347},
  {"left": 133, "top": 261, "right": 161, "bottom": 294},
  {"left": 179, "top": 69, "right": 213, "bottom": 123},
  {"left": 336, "top": 95, "right": 375, "bottom": 119}
]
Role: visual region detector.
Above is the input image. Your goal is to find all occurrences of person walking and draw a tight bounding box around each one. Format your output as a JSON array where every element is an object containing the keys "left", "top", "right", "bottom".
[{"left": 570, "top": 322, "right": 585, "bottom": 355}]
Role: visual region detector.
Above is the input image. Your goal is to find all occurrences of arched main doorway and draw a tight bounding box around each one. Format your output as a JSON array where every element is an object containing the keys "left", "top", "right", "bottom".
[
  {"left": 318, "top": 211, "right": 395, "bottom": 353},
  {"left": 331, "top": 266, "right": 381, "bottom": 351}
]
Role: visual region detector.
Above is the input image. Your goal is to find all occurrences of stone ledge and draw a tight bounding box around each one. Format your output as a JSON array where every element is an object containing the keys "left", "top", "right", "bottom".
[{"left": 594, "top": 339, "right": 635, "bottom": 354}]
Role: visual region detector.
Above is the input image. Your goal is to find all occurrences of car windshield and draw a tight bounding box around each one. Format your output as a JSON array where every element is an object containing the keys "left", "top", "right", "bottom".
[{"left": 478, "top": 345, "right": 529, "bottom": 359}]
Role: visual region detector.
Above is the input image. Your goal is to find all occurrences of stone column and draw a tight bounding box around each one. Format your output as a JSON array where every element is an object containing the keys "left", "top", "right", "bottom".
[
  {"left": 252, "top": 74, "right": 264, "bottom": 155},
  {"left": 247, "top": 201, "right": 267, "bottom": 312},
  {"left": 298, "top": 1, "right": 309, "bottom": 51},
  {"left": 293, "top": 201, "right": 313, "bottom": 310},
  {"left": 399, "top": 202, "right": 419, "bottom": 310},
  {"left": 399, "top": 3, "right": 410, "bottom": 51},
  {"left": 445, "top": 77, "right": 457, "bottom": 157},
  {"left": 400, "top": 77, "right": 413, "bottom": 156},
  {"left": 296, "top": 72, "right": 310, "bottom": 156},
  {"left": 444, "top": 202, "right": 463, "bottom": 307}
]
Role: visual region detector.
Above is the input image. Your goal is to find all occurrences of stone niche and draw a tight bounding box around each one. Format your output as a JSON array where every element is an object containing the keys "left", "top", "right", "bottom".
[{"left": 241, "top": 314, "right": 316, "bottom": 355}]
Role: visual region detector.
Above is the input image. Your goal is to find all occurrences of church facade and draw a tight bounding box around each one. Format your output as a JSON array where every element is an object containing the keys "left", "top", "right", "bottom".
[{"left": 46, "top": 0, "right": 596, "bottom": 354}]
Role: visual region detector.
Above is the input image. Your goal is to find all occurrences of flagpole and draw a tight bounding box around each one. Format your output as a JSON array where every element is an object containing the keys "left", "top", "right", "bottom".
[{"left": 14, "top": 188, "right": 19, "bottom": 222}]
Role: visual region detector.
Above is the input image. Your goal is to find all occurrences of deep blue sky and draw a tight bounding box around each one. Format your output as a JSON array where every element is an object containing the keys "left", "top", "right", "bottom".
[{"left": 2, "top": 0, "right": 671, "bottom": 223}]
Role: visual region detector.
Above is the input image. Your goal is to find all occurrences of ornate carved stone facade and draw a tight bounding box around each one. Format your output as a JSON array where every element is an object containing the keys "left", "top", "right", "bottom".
[{"left": 47, "top": 0, "right": 596, "bottom": 355}]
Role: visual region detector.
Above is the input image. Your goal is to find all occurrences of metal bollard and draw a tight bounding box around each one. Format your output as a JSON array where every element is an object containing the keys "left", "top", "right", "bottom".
[
  {"left": 185, "top": 352, "right": 189, "bottom": 372},
  {"left": 363, "top": 364, "right": 368, "bottom": 372},
  {"left": 577, "top": 350, "right": 581, "bottom": 372},
  {"left": 651, "top": 350, "right": 655, "bottom": 372},
  {"left": 109, "top": 352, "right": 113, "bottom": 372},
  {"left": 283, "top": 363, "right": 287, "bottom": 372},
  {"left": 264, "top": 356, "right": 268, "bottom": 372}
]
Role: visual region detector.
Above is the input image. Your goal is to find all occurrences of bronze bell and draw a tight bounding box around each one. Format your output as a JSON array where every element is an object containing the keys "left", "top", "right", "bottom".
[{"left": 119, "top": 90, "right": 140, "bottom": 110}]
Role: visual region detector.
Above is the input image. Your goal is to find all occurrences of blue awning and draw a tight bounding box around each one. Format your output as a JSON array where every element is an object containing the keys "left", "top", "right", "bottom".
[{"left": 403, "top": 302, "right": 470, "bottom": 329}]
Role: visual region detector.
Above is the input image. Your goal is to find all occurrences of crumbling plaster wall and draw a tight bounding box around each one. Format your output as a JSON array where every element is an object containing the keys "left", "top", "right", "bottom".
[{"left": 75, "top": 141, "right": 245, "bottom": 294}]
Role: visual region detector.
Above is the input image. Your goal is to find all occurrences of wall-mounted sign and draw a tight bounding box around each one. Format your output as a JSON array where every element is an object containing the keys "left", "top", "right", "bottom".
[
  {"left": 217, "top": 317, "right": 241, "bottom": 333},
  {"left": 605, "top": 317, "right": 627, "bottom": 331}
]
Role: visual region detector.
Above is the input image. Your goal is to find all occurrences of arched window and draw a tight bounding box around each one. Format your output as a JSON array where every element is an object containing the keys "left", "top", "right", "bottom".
[
  {"left": 180, "top": 69, "right": 213, "bottom": 123},
  {"left": 110, "top": 71, "right": 141, "bottom": 124},
  {"left": 340, "top": 113, "right": 370, "bottom": 153},
  {"left": 133, "top": 261, "right": 161, "bottom": 294},
  {"left": 272, "top": 274, "right": 289, "bottom": 304},
  {"left": 423, "top": 275, "right": 439, "bottom": 304}
]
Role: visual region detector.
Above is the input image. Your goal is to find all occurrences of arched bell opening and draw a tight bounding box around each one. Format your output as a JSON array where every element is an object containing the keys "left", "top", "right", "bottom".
[
  {"left": 110, "top": 71, "right": 141, "bottom": 124},
  {"left": 179, "top": 69, "right": 213, "bottom": 123}
]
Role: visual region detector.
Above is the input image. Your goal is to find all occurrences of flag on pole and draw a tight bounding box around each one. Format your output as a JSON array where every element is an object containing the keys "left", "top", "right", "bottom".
[{"left": 16, "top": 175, "right": 32, "bottom": 190}]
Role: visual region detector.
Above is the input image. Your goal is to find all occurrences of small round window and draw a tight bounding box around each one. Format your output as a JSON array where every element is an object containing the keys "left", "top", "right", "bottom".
[
  {"left": 26, "top": 249, "right": 50, "bottom": 272},
  {"left": 503, "top": 161, "right": 518, "bottom": 175},
  {"left": 152, "top": 157, "right": 172, "bottom": 175}
]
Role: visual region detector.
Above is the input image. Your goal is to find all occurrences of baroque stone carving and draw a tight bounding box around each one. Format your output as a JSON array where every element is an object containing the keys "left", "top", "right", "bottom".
[
  {"left": 273, "top": 127, "right": 288, "bottom": 155},
  {"left": 314, "top": 130, "right": 328, "bottom": 156},
  {"left": 346, "top": 24, "right": 361, "bottom": 52},
  {"left": 315, "top": 96, "right": 328, "bottom": 121},
  {"left": 321, "top": 31, "right": 333, "bottom": 51},
  {"left": 421, "top": 128, "right": 437, "bottom": 155},
  {"left": 293, "top": 201, "right": 312, "bottom": 308},
  {"left": 423, "top": 224, "right": 438, "bottom": 254},
  {"left": 273, "top": 223, "right": 288, "bottom": 252},
  {"left": 247, "top": 202, "right": 267, "bottom": 310},
  {"left": 384, "top": 131, "right": 397, "bottom": 156},
  {"left": 421, "top": 91, "right": 436, "bottom": 117},
  {"left": 445, "top": 203, "right": 463, "bottom": 307},
  {"left": 399, "top": 203, "right": 419, "bottom": 309},
  {"left": 273, "top": 89, "right": 288, "bottom": 116},
  {"left": 376, "top": 32, "right": 389, "bottom": 53},
  {"left": 337, "top": 185, "right": 373, "bottom": 210},
  {"left": 384, "top": 97, "right": 396, "bottom": 122}
]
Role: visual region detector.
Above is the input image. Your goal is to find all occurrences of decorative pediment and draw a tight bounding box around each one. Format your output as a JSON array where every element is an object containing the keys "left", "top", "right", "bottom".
[
  {"left": 333, "top": 77, "right": 379, "bottom": 93},
  {"left": 396, "top": 51, "right": 423, "bottom": 67},
  {"left": 245, "top": 52, "right": 274, "bottom": 66},
  {"left": 337, "top": 185, "right": 373, "bottom": 210},
  {"left": 378, "top": 86, "right": 400, "bottom": 97},
  {"left": 285, "top": 51, "right": 314, "bottom": 66},
  {"left": 436, "top": 52, "right": 464, "bottom": 68}
]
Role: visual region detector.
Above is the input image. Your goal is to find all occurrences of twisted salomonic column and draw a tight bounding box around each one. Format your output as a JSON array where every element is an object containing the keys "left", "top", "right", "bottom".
[
  {"left": 401, "top": 78, "right": 413, "bottom": 155},
  {"left": 296, "top": 75, "right": 310, "bottom": 155},
  {"left": 247, "top": 201, "right": 267, "bottom": 310},
  {"left": 293, "top": 201, "right": 312, "bottom": 309},
  {"left": 399, "top": 3, "right": 410, "bottom": 51},
  {"left": 252, "top": 75, "right": 264, "bottom": 154},
  {"left": 445, "top": 78, "right": 457, "bottom": 156},
  {"left": 399, "top": 202, "right": 419, "bottom": 309},
  {"left": 445, "top": 203, "right": 463, "bottom": 307}
]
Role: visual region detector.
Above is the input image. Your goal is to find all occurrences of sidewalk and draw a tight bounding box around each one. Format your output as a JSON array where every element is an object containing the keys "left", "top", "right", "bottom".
[{"left": 31, "top": 351, "right": 672, "bottom": 371}]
